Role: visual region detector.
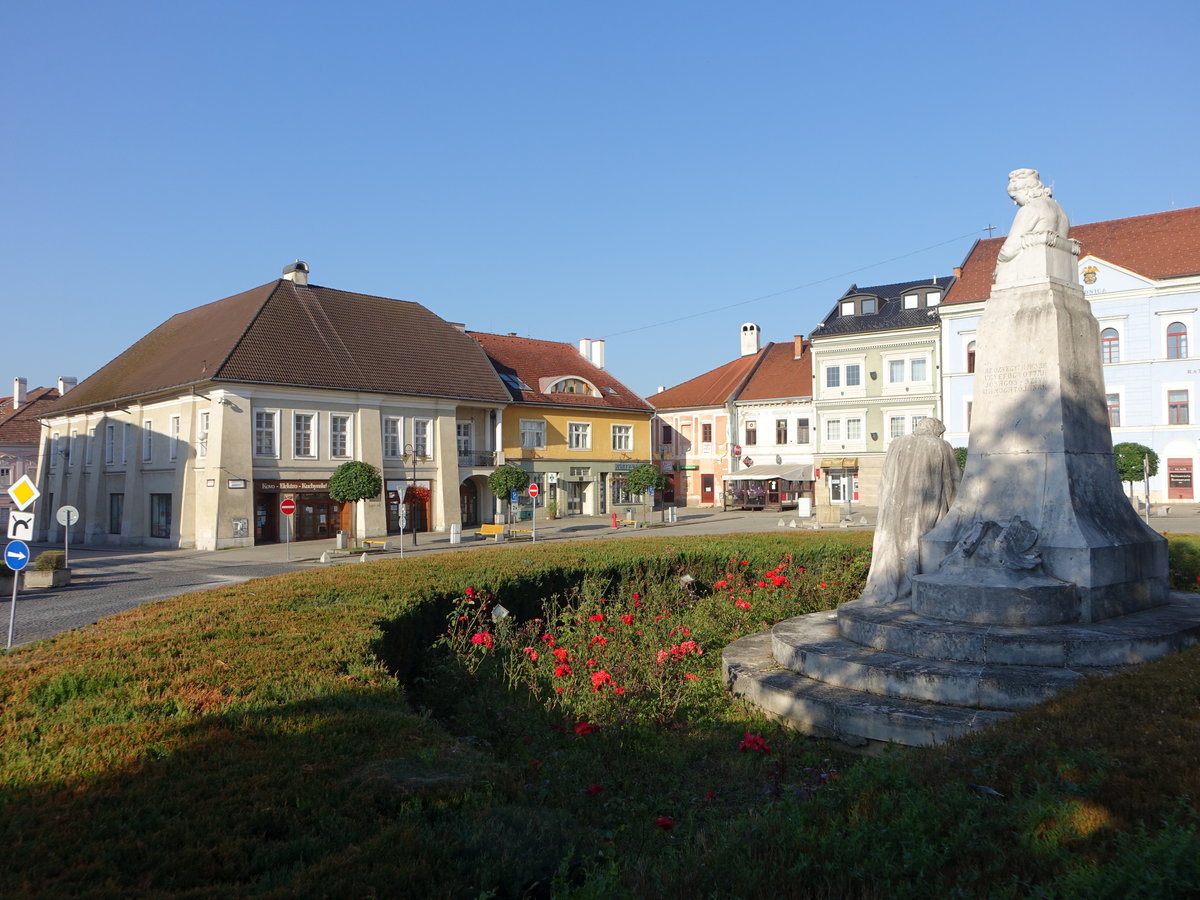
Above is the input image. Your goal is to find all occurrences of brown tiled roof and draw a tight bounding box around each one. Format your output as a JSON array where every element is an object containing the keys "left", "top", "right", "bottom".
[
  {"left": 944, "top": 206, "right": 1200, "bottom": 306},
  {"left": 469, "top": 332, "right": 653, "bottom": 413},
  {"left": 646, "top": 350, "right": 765, "bottom": 410},
  {"left": 738, "top": 340, "right": 813, "bottom": 402},
  {"left": 0, "top": 387, "right": 59, "bottom": 443},
  {"left": 45, "top": 280, "right": 512, "bottom": 414}
]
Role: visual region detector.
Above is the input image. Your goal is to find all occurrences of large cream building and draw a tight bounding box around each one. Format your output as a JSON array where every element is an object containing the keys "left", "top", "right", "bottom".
[{"left": 35, "top": 264, "right": 511, "bottom": 549}]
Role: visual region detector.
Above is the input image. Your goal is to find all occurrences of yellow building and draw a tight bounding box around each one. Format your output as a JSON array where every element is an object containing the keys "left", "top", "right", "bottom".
[{"left": 470, "top": 333, "right": 655, "bottom": 517}]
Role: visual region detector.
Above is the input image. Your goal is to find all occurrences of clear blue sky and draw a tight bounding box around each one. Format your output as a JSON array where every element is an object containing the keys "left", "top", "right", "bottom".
[{"left": 4, "top": 1, "right": 1198, "bottom": 399}]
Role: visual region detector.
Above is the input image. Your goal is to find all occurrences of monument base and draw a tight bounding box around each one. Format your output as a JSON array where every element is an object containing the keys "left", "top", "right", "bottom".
[{"left": 911, "top": 571, "right": 1080, "bottom": 626}]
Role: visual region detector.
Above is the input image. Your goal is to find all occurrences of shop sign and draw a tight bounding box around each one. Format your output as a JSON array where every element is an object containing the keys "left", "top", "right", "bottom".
[{"left": 257, "top": 480, "right": 329, "bottom": 492}]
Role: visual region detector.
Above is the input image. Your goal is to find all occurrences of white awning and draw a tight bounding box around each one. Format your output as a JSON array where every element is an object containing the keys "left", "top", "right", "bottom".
[{"left": 722, "top": 464, "right": 814, "bottom": 482}]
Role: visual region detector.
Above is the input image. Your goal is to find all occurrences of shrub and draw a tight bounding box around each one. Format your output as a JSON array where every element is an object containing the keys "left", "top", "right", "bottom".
[{"left": 33, "top": 550, "right": 67, "bottom": 571}]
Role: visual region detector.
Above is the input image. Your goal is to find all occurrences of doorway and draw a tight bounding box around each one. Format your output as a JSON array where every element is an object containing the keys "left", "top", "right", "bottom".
[
  {"left": 460, "top": 480, "right": 480, "bottom": 526},
  {"left": 567, "top": 481, "right": 585, "bottom": 515},
  {"left": 701, "top": 474, "right": 715, "bottom": 505}
]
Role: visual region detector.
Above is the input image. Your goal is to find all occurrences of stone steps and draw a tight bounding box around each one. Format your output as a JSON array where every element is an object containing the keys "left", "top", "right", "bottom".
[
  {"left": 837, "top": 596, "right": 1200, "bottom": 667},
  {"left": 722, "top": 630, "right": 1012, "bottom": 748},
  {"left": 771, "top": 614, "right": 1092, "bottom": 711}
]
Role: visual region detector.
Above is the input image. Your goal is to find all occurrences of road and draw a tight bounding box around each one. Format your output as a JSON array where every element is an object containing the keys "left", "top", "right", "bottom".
[{"left": 4, "top": 502, "right": 1195, "bottom": 649}]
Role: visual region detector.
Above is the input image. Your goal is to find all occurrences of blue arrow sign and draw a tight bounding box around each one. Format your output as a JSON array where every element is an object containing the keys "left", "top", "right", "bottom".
[{"left": 5, "top": 540, "right": 31, "bottom": 571}]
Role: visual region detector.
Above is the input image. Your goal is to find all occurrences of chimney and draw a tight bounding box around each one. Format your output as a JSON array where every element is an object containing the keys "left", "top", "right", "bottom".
[
  {"left": 954, "top": 266, "right": 962, "bottom": 278},
  {"left": 579, "top": 338, "right": 592, "bottom": 361},
  {"left": 282, "top": 260, "right": 310, "bottom": 285},
  {"left": 740, "top": 323, "right": 761, "bottom": 356},
  {"left": 656, "top": 385, "right": 665, "bottom": 394},
  {"left": 591, "top": 339, "right": 605, "bottom": 369},
  {"left": 57, "top": 376, "right": 77, "bottom": 395},
  {"left": 794, "top": 335, "right": 805, "bottom": 358},
  {"left": 12, "top": 377, "right": 27, "bottom": 410}
]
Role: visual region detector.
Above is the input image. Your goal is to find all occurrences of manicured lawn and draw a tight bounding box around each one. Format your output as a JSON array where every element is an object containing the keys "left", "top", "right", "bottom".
[{"left": 1, "top": 532, "right": 1197, "bottom": 898}]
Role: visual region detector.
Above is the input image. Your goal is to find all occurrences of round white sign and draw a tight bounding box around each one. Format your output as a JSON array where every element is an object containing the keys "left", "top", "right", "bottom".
[{"left": 56, "top": 505, "right": 80, "bottom": 526}]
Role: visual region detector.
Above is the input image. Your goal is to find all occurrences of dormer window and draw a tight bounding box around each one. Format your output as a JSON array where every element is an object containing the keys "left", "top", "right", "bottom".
[
  {"left": 903, "top": 289, "right": 942, "bottom": 310},
  {"left": 551, "top": 378, "right": 590, "bottom": 394},
  {"left": 841, "top": 296, "right": 879, "bottom": 317}
]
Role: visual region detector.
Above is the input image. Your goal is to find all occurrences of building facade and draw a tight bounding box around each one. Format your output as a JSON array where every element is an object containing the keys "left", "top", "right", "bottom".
[
  {"left": 36, "top": 265, "right": 510, "bottom": 549},
  {"left": 1, "top": 378, "right": 64, "bottom": 531},
  {"left": 810, "top": 277, "right": 952, "bottom": 518},
  {"left": 469, "top": 333, "right": 655, "bottom": 518}
]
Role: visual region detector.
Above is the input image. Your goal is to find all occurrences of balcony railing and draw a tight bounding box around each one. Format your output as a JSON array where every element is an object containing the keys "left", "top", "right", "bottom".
[{"left": 458, "top": 450, "right": 497, "bottom": 467}]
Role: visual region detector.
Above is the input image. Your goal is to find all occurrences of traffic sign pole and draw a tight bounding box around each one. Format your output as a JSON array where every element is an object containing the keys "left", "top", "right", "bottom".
[
  {"left": 6, "top": 573, "right": 15, "bottom": 650},
  {"left": 528, "top": 483, "right": 539, "bottom": 543},
  {"left": 6, "top": 540, "right": 32, "bottom": 650},
  {"left": 280, "top": 498, "right": 296, "bottom": 561}
]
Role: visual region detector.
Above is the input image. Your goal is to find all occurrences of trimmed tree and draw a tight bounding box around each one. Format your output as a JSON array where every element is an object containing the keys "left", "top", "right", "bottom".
[
  {"left": 625, "top": 464, "right": 668, "bottom": 515},
  {"left": 328, "top": 460, "right": 383, "bottom": 543},
  {"left": 487, "top": 465, "right": 530, "bottom": 523},
  {"left": 1113, "top": 442, "right": 1159, "bottom": 499}
]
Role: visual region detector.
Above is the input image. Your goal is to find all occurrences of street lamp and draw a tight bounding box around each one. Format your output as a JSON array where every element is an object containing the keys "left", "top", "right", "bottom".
[{"left": 404, "top": 442, "right": 418, "bottom": 547}]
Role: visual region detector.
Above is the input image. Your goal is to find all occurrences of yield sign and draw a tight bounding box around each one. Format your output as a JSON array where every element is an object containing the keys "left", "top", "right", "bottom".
[{"left": 7, "top": 475, "right": 40, "bottom": 511}]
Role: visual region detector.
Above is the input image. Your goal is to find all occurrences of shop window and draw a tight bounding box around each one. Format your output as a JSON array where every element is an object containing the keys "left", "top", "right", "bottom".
[{"left": 150, "top": 494, "right": 172, "bottom": 539}]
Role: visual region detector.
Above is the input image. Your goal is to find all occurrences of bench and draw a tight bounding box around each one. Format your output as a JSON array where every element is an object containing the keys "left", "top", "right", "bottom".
[
  {"left": 476, "top": 523, "right": 506, "bottom": 541},
  {"left": 616, "top": 518, "right": 638, "bottom": 527},
  {"left": 362, "top": 539, "right": 389, "bottom": 551}
]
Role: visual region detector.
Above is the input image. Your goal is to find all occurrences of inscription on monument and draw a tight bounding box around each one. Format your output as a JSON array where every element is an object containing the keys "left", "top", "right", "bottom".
[{"left": 978, "top": 363, "right": 1049, "bottom": 395}]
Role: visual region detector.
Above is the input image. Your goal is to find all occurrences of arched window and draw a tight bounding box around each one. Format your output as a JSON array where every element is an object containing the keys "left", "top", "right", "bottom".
[
  {"left": 1167, "top": 322, "right": 1188, "bottom": 359},
  {"left": 550, "top": 378, "right": 591, "bottom": 394},
  {"left": 1100, "top": 328, "right": 1120, "bottom": 364},
  {"left": 966, "top": 341, "right": 976, "bottom": 374}
]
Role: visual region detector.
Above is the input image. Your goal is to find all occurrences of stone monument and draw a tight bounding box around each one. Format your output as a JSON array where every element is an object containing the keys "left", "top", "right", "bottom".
[
  {"left": 916, "top": 168, "right": 1167, "bottom": 624},
  {"left": 722, "top": 170, "right": 1199, "bottom": 748}
]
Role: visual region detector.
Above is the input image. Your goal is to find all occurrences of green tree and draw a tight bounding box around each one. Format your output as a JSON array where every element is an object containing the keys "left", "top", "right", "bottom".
[
  {"left": 1113, "top": 442, "right": 1159, "bottom": 498},
  {"left": 953, "top": 447, "right": 968, "bottom": 471},
  {"left": 625, "top": 464, "right": 668, "bottom": 517},
  {"left": 328, "top": 461, "right": 382, "bottom": 542},
  {"left": 487, "top": 465, "right": 530, "bottom": 523}
]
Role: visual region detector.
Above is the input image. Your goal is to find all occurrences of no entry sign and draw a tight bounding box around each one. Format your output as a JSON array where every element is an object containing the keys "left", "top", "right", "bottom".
[
  {"left": 528, "top": 483, "right": 539, "bottom": 498},
  {"left": 280, "top": 499, "right": 297, "bottom": 515}
]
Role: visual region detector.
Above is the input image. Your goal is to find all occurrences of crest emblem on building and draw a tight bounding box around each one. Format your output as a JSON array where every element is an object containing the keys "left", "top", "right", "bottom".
[{"left": 1082, "top": 265, "right": 1099, "bottom": 285}]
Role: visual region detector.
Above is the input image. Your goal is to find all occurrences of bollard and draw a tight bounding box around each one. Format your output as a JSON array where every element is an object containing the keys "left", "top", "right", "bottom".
[
  {"left": 611, "top": 512, "right": 618, "bottom": 528},
  {"left": 450, "top": 523, "right": 462, "bottom": 545}
]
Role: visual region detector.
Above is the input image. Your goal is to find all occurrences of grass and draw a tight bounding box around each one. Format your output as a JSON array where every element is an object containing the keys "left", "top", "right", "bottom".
[{"left": 0, "top": 531, "right": 1198, "bottom": 898}]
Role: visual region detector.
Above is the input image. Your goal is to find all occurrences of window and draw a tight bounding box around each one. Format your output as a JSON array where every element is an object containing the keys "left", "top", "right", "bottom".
[
  {"left": 846, "top": 418, "right": 863, "bottom": 441},
  {"left": 109, "top": 493, "right": 124, "bottom": 535},
  {"left": 967, "top": 341, "right": 976, "bottom": 374},
  {"left": 861, "top": 298, "right": 877, "bottom": 315},
  {"left": 776, "top": 419, "right": 788, "bottom": 444},
  {"left": 911, "top": 358, "right": 928, "bottom": 381},
  {"left": 149, "top": 494, "right": 172, "bottom": 539},
  {"left": 903, "top": 292, "right": 919, "bottom": 309},
  {"left": 568, "top": 422, "right": 591, "bottom": 450},
  {"left": 50, "top": 432, "right": 60, "bottom": 468},
  {"left": 1169, "top": 390, "right": 1190, "bottom": 424},
  {"left": 1106, "top": 393, "right": 1121, "bottom": 427},
  {"left": 0, "top": 466, "right": 10, "bottom": 486},
  {"left": 1100, "top": 328, "right": 1120, "bottom": 364},
  {"left": 826, "top": 420, "right": 841, "bottom": 441},
  {"left": 105, "top": 424, "right": 116, "bottom": 465},
  {"left": 551, "top": 378, "right": 591, "bottom": 395},
  {"left": 456, "top": 421, "right": 472, "bottom": 457},
  {"left": 169, "top": 416, "right": 180, "bottom": 461},
  {"left": 890, "top": 416, "right": 906, "bottom": 439},
  {"left": 520, "top": 419, "right": 546, "bottom": 449},
  {"left": 254, "top": 411, "right": 278, "bottom": 457},
  {"left": 1168, "top": 322, "right": 1188, "bottom": 359},
  {"left": 701, "top": 423, "right": 713, "bottom": 443},
  {"left": 198, "top": 411, "right": 210, "bottom": 458},
  {"left": 796, "top": 418, "right": 810, "bottom": 444},
  {"left": 330, "top": 415, "right": 351, "bottom": 458},
  {"left": 846, "top": 364, "right": 862, "bottom": 386},
  {"left": 293, "top": 413, "right": 315, "bottom": 458},
  {"left": 889, "top": 360, "right": 905, "bottom": 383},
  {"left": 612, "top": 424, "right": 633, "bottom": 452},
  {"left": 840, "top": 300, "right": 855, "bottom": 316},
  {"left": 142, "top": 420, "right": 153, "bottom": 462},
  {"left": 744, "top": 422, "right": 757, "bottom": 446},
  {"left": 85, "top": 428, "right": 95, "bottom": 465},
  {"left": 69, "top": 430, "right": 78, "bottom": 467},
  {"left": 826, "top": 366, "right": 840, "bottom": 388},
  {"left": 413, "top": 418, "right": 432, "bottom": 457},
  {"left": 911, "top": 414, "right": 926, "bottom": 431},
  {"left": 660, "top": 423, "right": 674, "bottom": 445},
  {"left": 383, "top": 416, "right": 402, "bottom": 457},
  {"left": 926, "top": 291, "right": 941, "bottom": 306}
]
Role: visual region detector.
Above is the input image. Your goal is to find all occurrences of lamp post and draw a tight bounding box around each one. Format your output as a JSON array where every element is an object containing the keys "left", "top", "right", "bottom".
[{"left": 404, "top": 443, "right": 419, "bottom": 547}]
